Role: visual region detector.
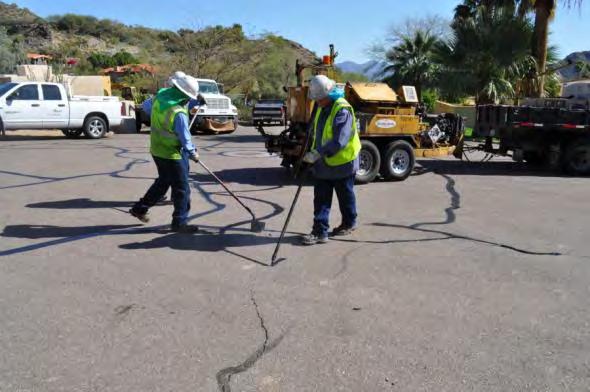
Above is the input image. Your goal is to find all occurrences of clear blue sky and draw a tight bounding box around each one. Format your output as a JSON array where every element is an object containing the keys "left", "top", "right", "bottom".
[{"left": 9, "top": 0, "right": 590, "bottom": 63}]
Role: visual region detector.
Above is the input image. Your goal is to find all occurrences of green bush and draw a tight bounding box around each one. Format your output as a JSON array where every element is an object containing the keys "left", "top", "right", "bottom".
[
  {"left": 87, "top": 50, "right": 139, "bottom": 70},
  {"left": 421, "top": 88, "right": 439, "bottom": 112},
  {"left": 0, "top": 27, "right": 24, "bottom": 74},
  {"left": 234, "top": 101, "right": 252, "bottom": 123}
]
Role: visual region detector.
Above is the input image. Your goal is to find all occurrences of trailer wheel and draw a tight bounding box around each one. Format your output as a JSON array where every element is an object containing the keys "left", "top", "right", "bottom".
[
  {"left": 62, "top": 129, "right": 83, "bottom": 139},
  {"left": 355, "top": 140, "right": 381, "bottom": 184},
  {"left": 564, "top": 140, "right": 590, "bottom": 175},
  {"left": 380, "top": 140, "right": 415, "bottom": 181},
  {"left": 83, "top": 116, "right": 107, "bottom": 139},
  {"left": 523, "top": 151, "right": 546, "bottom": 166}
]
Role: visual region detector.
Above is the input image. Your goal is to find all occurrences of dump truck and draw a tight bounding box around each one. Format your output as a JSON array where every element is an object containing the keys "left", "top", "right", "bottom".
[
  {"left": 190, "top": 78, "right": 239, "bottom": 134},
  {"left": 257, "top": 46, "right": 464, "bottom": 183},
  {"left": 474, "top": 88, "right": 590, "bottom": 174}
]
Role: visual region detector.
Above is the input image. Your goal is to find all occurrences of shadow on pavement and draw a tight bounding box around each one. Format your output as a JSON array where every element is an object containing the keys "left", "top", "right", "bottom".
[
  {"left": 119, "top": 231, "right": 292, "bottom": 251},
  {"left": 417, "top": 159, "right": 579, "bottom": 178},
  {"left": 26, "top": 198, "right": 172, "bottom": 210},
  {"left": 190, "top": 167, "right": 305, "bottom": 187},
  {"left": 119, "top": 231, "right": 298, "bottom": 267},
  {"left": 1, "top": 224, "right": 142, "bottom": 239},
  {"left": 27, "top": 198, "right": 133, "bottom": 209},
  {"left": 0, "top": 135, "right": 65, "bottom": 141}
]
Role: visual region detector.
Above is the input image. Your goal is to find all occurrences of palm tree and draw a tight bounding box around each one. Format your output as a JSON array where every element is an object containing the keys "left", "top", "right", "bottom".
[
  {"left": 382, "top": 30, "right": 439, "bottom": 100},
  {"left": 455, "top": 0, "right": 584, "bottom": 96},
  {"left": 454, "top": 0, "right": 520, "bottom": 20},
  {"left": 436, "top": 6, "right": 537, "bottom": 104},
  {"left": 576, "top": 61, "right": 590, "bottom": 79},
  {"left": 516, "top": 0, "right": 583, "bottom": 96}
]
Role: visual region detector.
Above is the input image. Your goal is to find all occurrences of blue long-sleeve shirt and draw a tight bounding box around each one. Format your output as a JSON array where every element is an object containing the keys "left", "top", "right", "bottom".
[
  {"left": 311, "top": 102, "right": 360, "bottom": 179},
  {"left": 142, "top": 98, "right": 196, "bottom": 154}
]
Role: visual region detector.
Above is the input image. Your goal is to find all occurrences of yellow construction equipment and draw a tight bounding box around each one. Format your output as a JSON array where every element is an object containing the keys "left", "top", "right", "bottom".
[{"left": 258, "top": 45, "right": 465, "bottom": 182}]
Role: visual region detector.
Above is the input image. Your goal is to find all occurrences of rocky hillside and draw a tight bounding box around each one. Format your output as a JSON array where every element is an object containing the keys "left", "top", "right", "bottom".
[
  {"left": 0, "top": 2, "right": 41, "bottom": 23},
  {"left": 0, "top": 1, "right": 318, "bottom": 98},
  {"left": 557, "top": 51, "right": 590, "bottom": 81}
]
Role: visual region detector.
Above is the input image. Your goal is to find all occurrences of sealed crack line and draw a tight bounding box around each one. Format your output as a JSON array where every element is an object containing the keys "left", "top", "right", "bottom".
[
  {"left": 216, "top": 292, "right": 283, "bottom": 392},
  {"left": 251, "top": 292, "right": 269, "bottom": 352}
]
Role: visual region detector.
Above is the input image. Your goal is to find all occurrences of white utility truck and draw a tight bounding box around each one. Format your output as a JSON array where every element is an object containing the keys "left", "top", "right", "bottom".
[
  {"left": 190, "top": 78, "right": 238, "bottom": 134},
  {"left": 0, "top": 82, "right": 126, "bottom": 139}
]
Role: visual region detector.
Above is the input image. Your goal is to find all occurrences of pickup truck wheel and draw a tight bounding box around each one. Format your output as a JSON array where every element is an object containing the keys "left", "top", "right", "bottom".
[
  {"left": 62, "top": 129, "right": 83, "bottom": 139},
  {"left": 564, "top": 140, "right": 590, "bottom": 175},
  {"left": 380, "top": 140, "right": 415, "bottom": 181},
  {"left": 355, "top": 140, "right": 381, "bottom": 184},
  {"left": 83, "top": 116, "right": 107, "bottom": 139}
]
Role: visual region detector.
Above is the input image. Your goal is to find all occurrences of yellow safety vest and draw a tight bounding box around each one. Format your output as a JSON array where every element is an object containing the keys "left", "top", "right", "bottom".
[
  {"left": 312, "top": 97, "right": 361, "bottom": 166},
  {"left": 150, "top": 99, "right": 188, "bottom": 160}
]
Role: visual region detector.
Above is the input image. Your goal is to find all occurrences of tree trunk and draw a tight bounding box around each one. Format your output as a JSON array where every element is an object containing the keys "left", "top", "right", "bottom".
[
  {"left": 416, "top": 82, "right": 422, "bottom": 102},
  {"left": 532, "top": 0, "right": 552, "bottom": 97}
]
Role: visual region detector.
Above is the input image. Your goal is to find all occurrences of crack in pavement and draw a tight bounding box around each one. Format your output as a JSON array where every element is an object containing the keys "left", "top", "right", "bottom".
[
  {"left": 216, "top": 291, "right": 284, "bottom": 392},
  {"left": 333, "top": 170, "right": 561, "bottom": 278}
]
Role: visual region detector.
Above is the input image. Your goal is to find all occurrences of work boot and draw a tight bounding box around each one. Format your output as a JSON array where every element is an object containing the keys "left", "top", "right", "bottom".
[
  {"left": 330, "top": 223, "right": 358, "bottom": 237},
  {"left": 170, "top": 224, "right": 200, "bottom": 234},
  {"left": 301, "top": 232, "right": 328, "bottom": 246},
  {"left": 129, "top": 208, "right": 150, "bottom": 223}
]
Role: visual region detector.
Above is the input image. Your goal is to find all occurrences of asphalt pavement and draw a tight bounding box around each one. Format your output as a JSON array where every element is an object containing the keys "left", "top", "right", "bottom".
[{"left": 1, "top": 127, "right": 589, "bottom": 391}]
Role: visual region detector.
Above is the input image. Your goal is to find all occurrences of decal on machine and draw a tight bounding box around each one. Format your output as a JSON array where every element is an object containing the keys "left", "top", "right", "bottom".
[{"left": 376, "top": 119, "right": 397, "bottom": 129}]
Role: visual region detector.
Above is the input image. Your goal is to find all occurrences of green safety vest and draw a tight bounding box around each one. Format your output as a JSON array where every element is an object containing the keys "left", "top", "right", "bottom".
[
  {"left": 150, "top": 99, "right": 188, "bottom": 160},
  {"left": 312, "top": 97, "right": 362, "bottom": 166}
]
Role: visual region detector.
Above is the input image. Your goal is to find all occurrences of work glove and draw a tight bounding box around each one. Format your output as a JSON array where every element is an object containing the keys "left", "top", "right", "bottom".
[
  {"left": 302, "top": 150, "right": 321, "bottom": 164},
  {"left": 189, "top": 151, "right": 200, "bottom": 163}
]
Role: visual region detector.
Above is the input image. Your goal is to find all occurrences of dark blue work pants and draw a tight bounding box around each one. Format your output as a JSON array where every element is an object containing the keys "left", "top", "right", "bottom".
[
  {"left": 313, "top": 175, "right": 357, "bottom": 236},
  {"left": 133, "top": 154, "right": 191, "bottom": 226}
]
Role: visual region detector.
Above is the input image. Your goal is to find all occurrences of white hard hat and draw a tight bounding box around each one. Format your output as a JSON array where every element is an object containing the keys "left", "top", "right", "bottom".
[
  {"left": 168, "top": 71, "right": 199, "bottom": 100},
  {"left": 308, "top": 75, "right": 336, "bottom": 100}
]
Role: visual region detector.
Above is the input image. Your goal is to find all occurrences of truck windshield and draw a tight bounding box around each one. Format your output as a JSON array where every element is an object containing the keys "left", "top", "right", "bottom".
[
  {"left": 0, "top": 83, "right": 17, "bottom": 98},
  {"left": 199, "top": 81, "right": 219, "bottom": 94}
]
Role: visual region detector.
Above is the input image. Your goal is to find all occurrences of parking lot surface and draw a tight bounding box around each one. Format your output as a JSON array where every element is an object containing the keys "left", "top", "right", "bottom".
[{"left": 1, "top": 127, "right": 589, "bottom": 391}]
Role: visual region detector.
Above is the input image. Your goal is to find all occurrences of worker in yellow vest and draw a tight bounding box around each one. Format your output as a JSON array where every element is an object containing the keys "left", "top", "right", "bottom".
[
  {"left": 301, "top": 75, "right": 362, "bottom": 245},
  {"left": 129, "top": 72, "right": 201, "bottom": 233}
]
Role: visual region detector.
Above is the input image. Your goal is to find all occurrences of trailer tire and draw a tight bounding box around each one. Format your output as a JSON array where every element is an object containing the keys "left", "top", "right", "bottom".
[
  {"left": 62, "top": 129, "right": 83, "bottom": 139},
  {"left": 355, "top": 140, "right": 381, "bottom": 184},
  {"left": 523, "top": 151, "right": 545, "bottom": 166},
  {"left": 83, "top": 116, "right": 107, "bottom": 139},
  {"left": 380, "top": 140, "right": 415, "bottom": 181},
  {"left": 563, "top": 139, "right": 590, "bottom": 175}
]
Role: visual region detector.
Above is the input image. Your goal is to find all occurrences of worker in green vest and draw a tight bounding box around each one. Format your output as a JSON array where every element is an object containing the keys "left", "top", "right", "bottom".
[
  {"left": 129, "top": 72, "right": 201, "bottom": 233},
  {"left": 301, "top": 75, "right": 362, "bottom": 245}
]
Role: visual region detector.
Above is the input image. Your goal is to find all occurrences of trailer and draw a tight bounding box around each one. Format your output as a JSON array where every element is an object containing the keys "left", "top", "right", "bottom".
[
  {"left": 474, "top": 94, "right": 590, "bottom": 174},
  {"left": 257, "top": 45, "right": 465, "bottom": 183}
]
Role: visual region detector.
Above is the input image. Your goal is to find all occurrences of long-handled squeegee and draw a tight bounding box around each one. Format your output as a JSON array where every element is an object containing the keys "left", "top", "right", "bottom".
[
  {"left": 197, "top": 161, "right": 266, "bottom": 233},
  {"left": 187, "top": 112, "right": 265, "bottom": 233}
]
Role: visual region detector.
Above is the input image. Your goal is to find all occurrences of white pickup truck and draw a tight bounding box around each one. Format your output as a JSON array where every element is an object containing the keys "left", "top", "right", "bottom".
[{"left": 0, "top": 82, "right": 125, "bottom": 139}]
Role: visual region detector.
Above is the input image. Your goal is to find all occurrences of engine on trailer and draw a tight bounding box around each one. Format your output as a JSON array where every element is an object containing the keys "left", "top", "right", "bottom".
[
  {"left": 258, "top": 122, "right": 309, "bottom": 168},
  {"left": 419, "top": 113, "right": 465, "bottom": 148}
]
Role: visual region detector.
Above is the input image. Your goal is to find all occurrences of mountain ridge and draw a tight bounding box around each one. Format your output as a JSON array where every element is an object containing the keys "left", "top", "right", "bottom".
[
  {"left": 0, "top": 1, "right": 318, "bottom": 98},
  {"left": 336, "top": 60, "right": 388, "bottom": 81}
]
